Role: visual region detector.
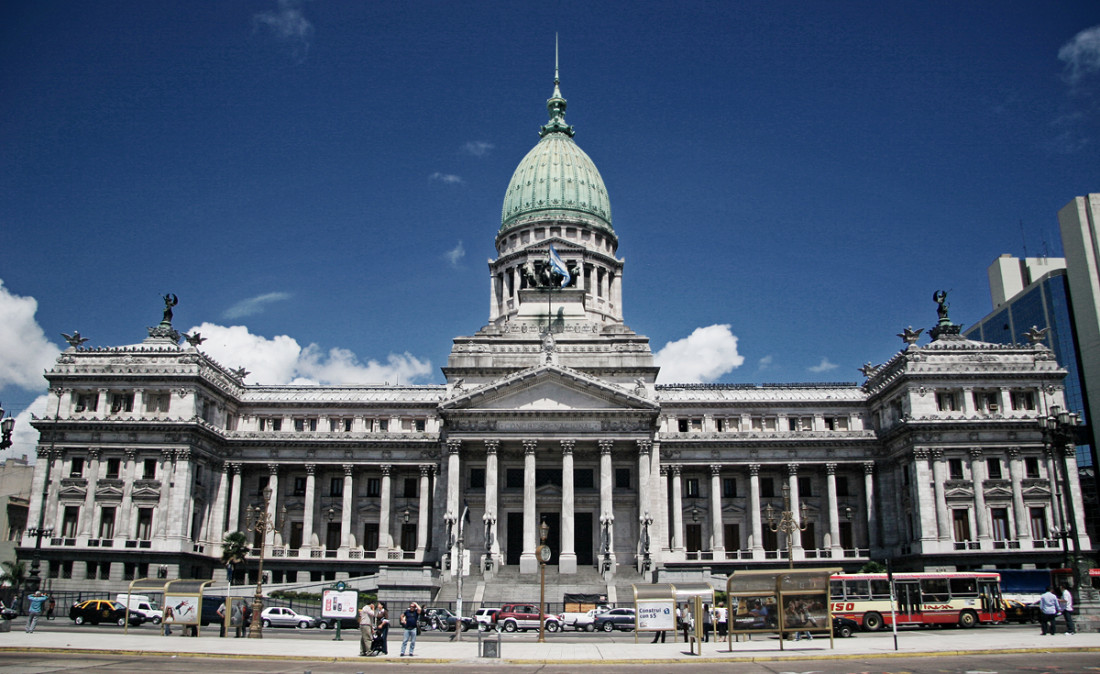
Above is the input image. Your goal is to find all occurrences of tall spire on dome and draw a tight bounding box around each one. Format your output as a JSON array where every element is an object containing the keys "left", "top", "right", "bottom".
[{"left": 540, "top": 33, "right": 575, "bottom": 138}]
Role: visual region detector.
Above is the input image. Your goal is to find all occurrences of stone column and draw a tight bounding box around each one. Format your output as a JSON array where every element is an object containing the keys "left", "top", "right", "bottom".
[
  {"left": 1045, "top": 448, "right": 1065, "bottom": 536},
  {"left": 826, "top": 463, "right": 842, "bottom": 555},
  {"left": 863, "top": 462, "right": 876, "bottom": 551},
  {"left": 520, "top": 440, "right": 538, "bottom": 573},
  {"left": 484, "top": 440, "right": 500, "bottom": 566},
  {"left": 417, "top": 465, "right": 431, "bottom": 557},
  {"left": 1006, "top": 449, "right": 1030, "bottom": 544},
  {"left": 788, "top": 464, "right": 804, "bottom": 556},
  {"left": 559, "top": 439, "right": 577, "bottom": 573},
  {"left": 115, "top": 449, "right": 136, "bottom": 544},
  {"left": 342, "top": 464, "right": 355, "bottom": 550},
  {"left": 227, "top": 463, "right": 242, "bottom": 533},
  {"left": 598, "top": 439, "right": 616, "bottom": 568},
  {"left": 265, "top": 463, "right": 279, "bottom": 549},
  {"left": 209, "top": 462, "right": 229, "bottom": 549},
  {"left": 154, "top": 450, "right": 173, "bottom": 543},
  {"left": 301, "top": 464, "right": 316, "bottom": 553},
  {"left": 931, "top": 450, "right": 951, "bottom": 542},
  {"left": 912, "top": 449, "right": 937, "bottom": 544},
  {"left": 78, "top": 448, "right": 100, "bottom": 539},
  {"left": 638, "top": 440, "right": 653, "bottom": 565},
  {"left": 174, "top": 450, "right": 195, "bottom": 542},
  {"left": 969, "top": 448, "right": 991, "bottom": 542},
  {"left": 378, "top": 465, "right": 391, "bottom": 553},
  {"left": 446, "top": 440, "right": 462, "bottom": 572},
  {"left": 709, "top": 465, "right": 724, "bottom": 559},
  {"left": 658, "top": 465, "right": 670, "bottom": 552},
  {"left": 671, "top": 464, "right": 684, "bottom": 553},
  {"left": 749, "top": 464, "right": 764, "bottom": 558}
]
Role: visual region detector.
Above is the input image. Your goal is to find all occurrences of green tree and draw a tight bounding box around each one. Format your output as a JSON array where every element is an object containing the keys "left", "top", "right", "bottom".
[
  {"left": 859, "top": 561, "right": 887, "bottom": 573},
  {"left": 221, "top": 532, "right": 250, "bottom": 585},
  {"left": 1, "top": 560, "right": 27, "bottom": 595}
]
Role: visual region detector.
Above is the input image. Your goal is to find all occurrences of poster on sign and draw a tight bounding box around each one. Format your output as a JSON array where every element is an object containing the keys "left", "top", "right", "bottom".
[
  {"left": 322, "top": 590, "right": 359, "bottom": 619},
  {"left": 635, "top": 600, "right": 676, "bottom": 631}
]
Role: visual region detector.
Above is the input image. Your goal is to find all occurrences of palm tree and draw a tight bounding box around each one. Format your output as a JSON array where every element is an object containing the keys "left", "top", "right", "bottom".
[
  {"left": 221, "top": 532, "right": 250, "bottom": 585},
  {"left": 1, "top": 560, "right": 28, "bottom": 598}
]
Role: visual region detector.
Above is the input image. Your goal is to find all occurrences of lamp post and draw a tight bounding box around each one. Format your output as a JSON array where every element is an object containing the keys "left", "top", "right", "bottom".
[
  {"left": 639, "top": 510, "right": 653, "bottom": 573},
  {"left": 763, "top": 484, "right": 809, "bottom": 569},
  {"left": 1038, "top": 405, "right": 1083, "bottom": 591},
  {"left": 537, "top": 519, "right": 550, "bottom": 643},
  {"left": 0, "top": 404, "right": 14, "bottom": 449},
  {"left": 244, "top": 486, "right": 280, "bottom": 638}
]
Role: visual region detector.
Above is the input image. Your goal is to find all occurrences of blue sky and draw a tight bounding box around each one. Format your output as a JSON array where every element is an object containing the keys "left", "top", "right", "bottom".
[{"left": 2, "top": 1, "right": 1100, "bottom": 459}]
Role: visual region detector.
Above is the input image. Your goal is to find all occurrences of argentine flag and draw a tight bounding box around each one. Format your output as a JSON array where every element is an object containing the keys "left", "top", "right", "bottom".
[{"left": 549, "top": 244, "right": 571, "bottom": 287}]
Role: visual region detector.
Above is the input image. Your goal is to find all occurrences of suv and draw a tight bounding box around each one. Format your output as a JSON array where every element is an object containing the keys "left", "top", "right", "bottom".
[
  {"left": 474, "top": 607, "right": 501, "bottom": 631},
  {"left": 497, "top": 603, "right": 562, "bottom": 633}
]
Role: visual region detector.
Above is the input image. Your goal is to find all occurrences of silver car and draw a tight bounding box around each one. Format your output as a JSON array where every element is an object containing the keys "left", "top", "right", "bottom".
[{"left": 260, "top": 606, "right": 317, "bottom": 629}]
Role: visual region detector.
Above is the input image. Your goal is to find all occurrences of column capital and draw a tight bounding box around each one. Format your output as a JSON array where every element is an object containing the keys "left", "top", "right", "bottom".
[
  {"left": 221, "top": 461, "right": 232, "bottom": 475},
  {"left": 560, "top": 439, "right": 575, "bottom": 455},
  {"left": 1007, "top": 446, "right": 1022, "bottom": 459},
  {"left": 749, "top": 463, "right": 760, "bottom": 476},
  {"left": 230, "top": 462, "right": 242, "bottom": 475},
  {"left": 343, "top": 463, "right": 354, "bottom": 476},
  {"left": 710, "top": 465, "right": 721, "bottom": 477},
  {"left": 484, "top": 439, "right": 499, "bottom": 455},
  {"left": 447, "top": 439, "right": 463, "bottom": 454},
  {"left": 787, "top": 463, "right": 799, "bottom": 476},
  {"left": 931, "top": 448, "right": 945, "bottom": 461},
  {"left": 523, "top": 439, "right": 538, "bottom": 455},
  {"left": 659, "top": 465, "right": 669, "bottom": 476},
  {"left": 825, "top": 463, "right": 837, "bottom": 475},
  {"left": 913, "top": 448, "right": 930, "bottom": 461},
  {"left": 160, "top": 449, "right": 174, "bottom": 461},
  {"left": 420, "top": 464, "right": 434, "bottom": 477},
  {"left": 636, "top": 439, "right": 652, "bottom": 456},
  {"left": 381, "top": 465, "right": 392, "bottom": 477},
  {"left": 304, "top": 463, "right": 316, "bottom": 475},
  {"left": 87, "top": 447, "right": 101, "bottom": 460},
  {"left": 863, "top": 461, "right": 875, "bottom": 475},
  {"left": 124, "top": 448, "right": 137, "bottom": 460},
  {"left": 671, "top": 464, "right": 682, "bottom": 476},
  {"left": 968, "top": 447, "right": 984, "bottom": 460},
  {"left": 176, "top": 448, "right": 191, "bottom": 462},
  {"left": 268, "top": 463, "right": 279, "bottom": 476},
  {"left": 598, "top": 439, "right": 613, "bottom": 455}
]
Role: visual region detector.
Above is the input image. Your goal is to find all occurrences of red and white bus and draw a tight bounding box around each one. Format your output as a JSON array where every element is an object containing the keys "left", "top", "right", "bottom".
[{"left": 829, "top": 572, "right": 1005, "bottom": 631}]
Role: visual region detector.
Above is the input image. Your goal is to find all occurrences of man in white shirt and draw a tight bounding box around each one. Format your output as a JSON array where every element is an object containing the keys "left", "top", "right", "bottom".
[{"left": 1059, "top": 585, "right": 1076, "bottom": 635}]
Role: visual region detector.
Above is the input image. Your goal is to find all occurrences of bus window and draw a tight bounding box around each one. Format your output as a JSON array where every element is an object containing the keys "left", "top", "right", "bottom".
[
  {"left": 921, "top": 578, "right": 949, "bottom": 602},
  {"left": 844, "top": 580, "right": 870, "bottom": 600},
  {"left": 870, "top": 579, "right": 891, "bottom": 598},
  {"left": 829, "top": 580, "right": 844, "bottom": 599},
  {"left": 950, "top": 577, "right": 977, "bottom": 596}
]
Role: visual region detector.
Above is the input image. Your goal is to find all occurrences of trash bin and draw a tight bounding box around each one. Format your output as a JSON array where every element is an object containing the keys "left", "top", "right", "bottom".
[{"left": 478, "top": 627, "right": 501, "bottom": 657}]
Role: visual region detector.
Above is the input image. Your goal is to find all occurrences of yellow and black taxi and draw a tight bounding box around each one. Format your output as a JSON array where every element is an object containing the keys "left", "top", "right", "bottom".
[{"left": 69, "top": 599, "right": 145, "bottom": 626}]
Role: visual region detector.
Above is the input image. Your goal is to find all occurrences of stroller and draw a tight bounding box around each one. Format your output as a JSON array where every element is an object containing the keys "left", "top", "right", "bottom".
[{"left": 366, "top": 629, "right": 388, "bottom": 656}]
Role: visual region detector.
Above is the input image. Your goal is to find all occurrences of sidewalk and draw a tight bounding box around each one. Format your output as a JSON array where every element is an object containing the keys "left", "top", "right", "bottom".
[{"left": 1, "top": 625, "right": 1098, "bottom": 664}]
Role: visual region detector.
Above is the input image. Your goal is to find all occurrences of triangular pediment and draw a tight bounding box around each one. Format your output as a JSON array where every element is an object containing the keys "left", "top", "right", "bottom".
[{"left": 441, "top": 364, "right": 657, "bottom": 413}]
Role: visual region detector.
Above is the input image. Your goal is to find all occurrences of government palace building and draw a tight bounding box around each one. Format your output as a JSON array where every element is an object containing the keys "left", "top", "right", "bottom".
[{"left": 20, "top": 69, "right": 1093, "bottom": 600}]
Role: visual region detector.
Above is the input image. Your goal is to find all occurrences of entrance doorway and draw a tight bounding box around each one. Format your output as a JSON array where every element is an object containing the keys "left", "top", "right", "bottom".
[
  {"left": 576, "top": 512, "right": 593, "bottom": 566},
  {"left": 506, "top": 512, "right": 523, "bottom": 565}
]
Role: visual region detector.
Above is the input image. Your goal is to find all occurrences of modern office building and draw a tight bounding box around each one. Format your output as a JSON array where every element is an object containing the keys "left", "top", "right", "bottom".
[{"left": 18, "top": 76, "right": 1094, "bottom": 600}]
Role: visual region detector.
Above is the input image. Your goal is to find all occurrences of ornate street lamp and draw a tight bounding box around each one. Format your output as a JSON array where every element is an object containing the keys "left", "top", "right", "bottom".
[
  {"left": 537, "top": 519, "right": 551, "bottom": 643},
  {"left": 1038, "top": 405, "right": 1083, "bottom": 592},
  {"left": 639, "top": 510, "right": 654, "bottom": 573},
  {"left": 764, "top": 484, "right": 809, "bottom": 569},
  {"left": 244, "top": 486, "right": 281, "bottom": 638},
  {"left": 0, "top": 404, "right": 14, "bottom": 449}
]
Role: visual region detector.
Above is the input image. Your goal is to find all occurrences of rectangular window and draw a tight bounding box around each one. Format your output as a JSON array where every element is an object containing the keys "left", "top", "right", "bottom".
[
  {"left": 61, "top": 506, "right": 79, "bottom": 538},
  {"left": 798, "top": 476, "right": 813, "bottom": 497},
  {"left": 376, "top": 419, "right": 389, "bottom": 432},
  {"left": 574, "top": 469, "right": 594, "bottom": 489},
  {"left": 415, "top": 419, "right": 426, "bottom": 432},
  {"left": 936, "top": 391, "right": 958, "bottom": 412},
  {"left": 715, "top": 418, "right": 726, "bottom": 432},
  {"left": 991, "top": 508, "right": 1010, "bottom": 541},
  {"left": 366, "top": 477, "right": 381, "bottom": 498},
  {"left": 344, "top": 418, "right": 353, "bottom": 432},
  {"left": 293, "top": 418, "right": 316, "bottom": 432},
  {"left": 948, "top": 459, "right": 965, "bottom": 480},
  {"left": 70, "top": 458, "right": 85, "bottom": 478},
  {"left": 329, "top": 477, "right": 343, "bottom": 497},
  {"left": 760, "top": 477, "right": 775, "bottom": 498},
  {"left": 110, "top": 392, "right": 134, "bottom": 414},
  {"left": 469, "top": 468, "right": 486, "bottom": 489},
  {"left": 403, "top": 477, "right": 418, "bottom": 499},
  {"left": 363, "top": 523, "right": 379, "bottom": 551},
  {"left": 1010, "top": 390, "right": 1036, "bottom": 411},
  {"left": 105, "top": 458, "right": 121, "bottom": 479},
  {"left": 143, "top": 459, "right": 157, "bottom": 479},
  {"left": 789, "top": 416, "right": 812, "bottom": 431},
  {"left": 1025, "top": 457, "right": 1041, "bottom": 478},
  {"left": 1029, "top": 507, "right": 1048, "bottom": 539},
  {"left": 986, "top": 458, "right": 1002, "bottom": 479},
  {"left": 723, "top": 523, "right": 740, "bottom": 549},
  {"left": 824, "top": 416, "right": 848, "bottom": 431},
  {"left": 74, "top": 392, "right": 98, "bottom": 412},
  {"left": 684, "top": 478, "right": 700, "bottom": 498},
  {"left": 722, "top": 477, "right": 737, "bottom": 498},
  {"left": 99, "top": 507, "right": 116, "bottom": 539},
  {"left": 259, "top": 417, "right": 282, "bottom": 431},
  {"left": 678, "top": 419, "right": 689, "bottom": 432},
  {"left": 505, "top": 469, "right": 524, "bottom": 489},
  {"left": 952, "top": 509, "right": 972, "bottom": 541},
  {"left": 86, "top": 562, "right": 99, "bottom": 580},
  {"left": 615, "top": 468, "right": 631, "bottom": 490},
  {"left": 836, "top": 475, "right": 850, "bottom": 497},
  {"left": 293, "top": 477, "right": 306, "bottom": 496},
  {"left": 145, "top": 392, "right": 170, "bottom": 413},
  {"left": 973, "top": 390, "right": 999, "bottom": 413}
]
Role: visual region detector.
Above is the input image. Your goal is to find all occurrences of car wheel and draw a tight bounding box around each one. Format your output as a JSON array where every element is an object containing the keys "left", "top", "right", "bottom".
[
  {"left": 117, "top": 617, "right": 126, "bottom": 627},
  {"left": 838, "top": 624, "right": 853, "bottom": 638},
  {"left": 601, "top": 621, "right": 614, "bottom": 632},
  {"left": 298, "top": 620, "right": 310, "bottom": 629},
  {"left": 262, "top": 619, "right": 271, "bottom": 628},
  {"left": 503, "top": 621, "right": 517, "bottom": 633},
  {"left": 318, "top": 621, "right": 329, "bottom": 630},
  {"left": 958, "top": 610, "right": 978, "bottom": 629},
  {"left": 585, "top": 624, "right": 595, "bottom": 632},
  {"left": 862, "top": 612, "right": 883, "bottom": 631},
  {"left": 74, "top": 616, "right": 85, "bottom": 625},
  {"left": 461, "top": 622, "right": 470, "bottom": 631},
  {"left": 152, "top": 617, "right": 161, "bottom": 625},
  {"left": 478, "top": 623, "right": 487, "bottom": 632},
  {"left": 547, "top": 621, "right": 559, "bottom": 633}
]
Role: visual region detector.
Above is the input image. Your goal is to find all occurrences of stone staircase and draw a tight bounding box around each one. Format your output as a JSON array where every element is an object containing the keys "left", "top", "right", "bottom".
[{"left": 434, "top": 565, "right": 651, "bottom": 609}]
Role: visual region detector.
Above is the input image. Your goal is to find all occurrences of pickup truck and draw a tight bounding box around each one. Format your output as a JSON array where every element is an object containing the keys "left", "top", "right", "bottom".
[
  {"left": 561, "top": 606, "right": 611, "bottom": 631},
  {"left": 497, "top": 603, "right": 563, "bottom": 633}
]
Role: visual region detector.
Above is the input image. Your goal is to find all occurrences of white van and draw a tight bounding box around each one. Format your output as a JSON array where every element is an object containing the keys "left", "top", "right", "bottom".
[{"left": 116, "top": 594, "right": 164, "bottom": 624}]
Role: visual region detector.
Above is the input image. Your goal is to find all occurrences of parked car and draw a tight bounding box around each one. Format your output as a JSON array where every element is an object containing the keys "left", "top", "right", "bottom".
[
  {"left": 260, "top": 606, "right": 318, "bottom": 629},
  {"left": 593, "top": 607, "right": 635, "bottom": 632},
  {"left": 497, "top": 603, "right": 563, "bottom": 633},
  {"left": 1003, "top": 598, "right": 1040, "bottom": 623},
  {"left": 115, "top": 593, "right": 163, "bottom": 624},
  {"left": 69, "top": 599, "right": 144, "bottom": 626},
  {"left": 567, "top": 606, "right": 612, "bottom": 631},
  {"left": 832, "top": 616, "right": 859, "bottom": 638},
  {"left": 420, "top": 607, "right": 474, "bottom": 632},
  {"left": 317, "top": 616, "right": 359, "bottom": 630},
  {"left": 474, "top": 607, "right": 501, "bottom": 631}
]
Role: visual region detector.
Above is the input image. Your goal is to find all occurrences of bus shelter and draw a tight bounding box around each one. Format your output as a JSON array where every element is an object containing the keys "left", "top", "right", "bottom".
[
  {"left": 726, "top": 568, "right": 840, "bottom": 650},
  {"left": 631, "top": 582, "right": 715, "bottom": 653},
  {"left": 163, "top": 579, "right": 215, "bottom": 636},
  {"left": 122, "top": 577, "right": 171, "bottom": 634}
]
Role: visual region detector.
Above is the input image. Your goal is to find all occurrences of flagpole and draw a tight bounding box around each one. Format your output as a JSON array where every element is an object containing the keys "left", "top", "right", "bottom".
[{"left": 547, "top": 247, "right": 552, "bottom": 334}]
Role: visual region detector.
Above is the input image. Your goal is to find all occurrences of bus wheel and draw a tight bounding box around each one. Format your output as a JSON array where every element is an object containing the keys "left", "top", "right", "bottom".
[
  {"left": 958, "top": 610, "right": 978, "bottom": 628},
  {"left": 862, "top": 612, "right": 883, "bottom": 631}
]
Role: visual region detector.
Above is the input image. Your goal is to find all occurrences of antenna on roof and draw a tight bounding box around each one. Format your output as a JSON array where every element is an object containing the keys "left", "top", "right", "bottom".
[
  {"left": 1019, "top": 218, "right": 1028, "bottom": 258},
  {"left": 555, "top": 32, "right": 559, "bottom": 85}
]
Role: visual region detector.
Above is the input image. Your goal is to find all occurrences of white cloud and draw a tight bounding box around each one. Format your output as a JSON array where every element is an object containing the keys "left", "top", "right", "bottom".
[
  {"left": 1059, "top": 25, "right": 1100, "bottom": 84},
  {"left": 223, "top": 292, "right": 292, "bottom": 319},
  {"left": 445, "top": 240, "right": 466, "bottom": 267},
  {"left": 430, "top": 172, "right": 464, "bottom": 185},
  {"left": 1, "top": 394, "right": 50, "bottom": 464},
  {"left": 183, "top": 322, "right": 433, "bottom": 386},
  {"left": 756, "top": 355, "right": 774, "bottom": 372},
  {"left": 463, "top": 141, "right": 494, "bottom": 157},
  {"left": 654, "top": 324, "right": 744, "bottom": 383},
  {"left": 254, "top": 0, "right": 314, "bottom": 59},
  {"left": 808, "top": 357, "right": 839, "bottom": 373},
  {"left": 0, "top": 280, "right": 61, "bottom": 390}
]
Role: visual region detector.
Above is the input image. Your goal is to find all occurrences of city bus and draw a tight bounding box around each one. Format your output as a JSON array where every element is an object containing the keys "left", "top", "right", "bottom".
[{"left": 829, "top": 572, "right": 1005, "bottom": 631}]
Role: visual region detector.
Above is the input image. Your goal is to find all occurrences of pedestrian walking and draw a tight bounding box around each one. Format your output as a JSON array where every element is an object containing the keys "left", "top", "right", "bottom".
[
  {"left": 1038, "top": 586, "right": 1061, "bottom": 635},
  {"left": 46, "top": 596, "right": 56, "bottom": 620},
  {"left": 400, "top": 602, "right": 421, "bottom": 657},
  {"left": 1059, "top": 585, "right": 1076, "bottom": 635},
  {"left": 716, "top": 605, "right": 728, "bottom": 638},
  {"left": 375, "top": 601, "right": 390, "bottom": 655},
  {"left": 24, "top": 590, "right": 48, "bottom": 633},
  {"left": 230, "top": 600, "right": 245, "bottom": 637},
  {"left": 358, "top": 602, "right": 376, "bottom": 656}
]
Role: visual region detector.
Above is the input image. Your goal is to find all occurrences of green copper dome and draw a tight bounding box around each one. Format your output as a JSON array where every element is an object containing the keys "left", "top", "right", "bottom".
[{"left": 500, "top": 76, "right": 612, "bottom": 234}]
